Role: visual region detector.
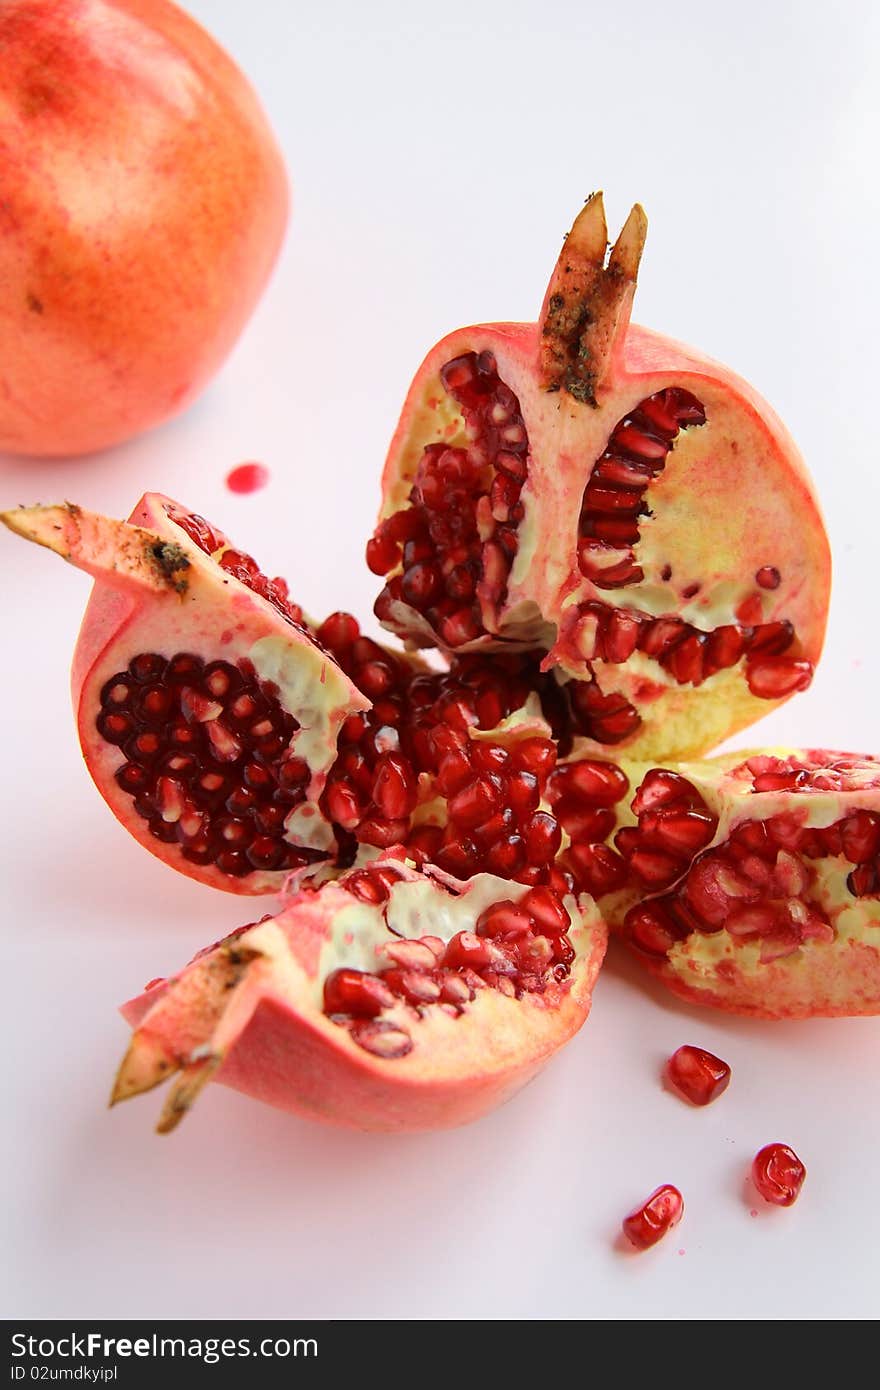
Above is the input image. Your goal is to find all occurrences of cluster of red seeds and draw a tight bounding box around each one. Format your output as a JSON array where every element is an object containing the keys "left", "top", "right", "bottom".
[
  {"left": 574, "top": 601, "right": 813, "bottom": 699},
  {"left": 316, "top": 613, "right": 573, "bottom": 881},
  {"left": 578, "top": 387, "right": 706, "bottom": 588},
  {"left": 321, "top": 867, "right": 576, "bottom": 1059},
  {"left": 166, "top": 503, "right": 307, "bottom": 631},
  {"left": 98, "top": 652, "right": 318, "bottom": 876},
  {"left": 368, "top": 350, "right": 528, "bottom": 646},
  {"left": 743, "top": 752, "right": 880, "bottom": 794}
]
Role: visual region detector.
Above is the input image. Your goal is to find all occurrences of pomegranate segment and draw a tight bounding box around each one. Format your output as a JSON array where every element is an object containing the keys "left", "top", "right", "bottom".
[
  {"left": 370, "top": 350, "right": 530, "bottom": 648},
  {"left": 607, "top": 750, "right": 880, "bottom": 1018},
  {"left": 666, "top": 1045, "right": 731, "bottom": 1106},
  {"left": 112, "top": 858, "right": 607, "bottom": 1133},
  {"left": 0, "top": 496, "right": 369, "bottom": 894},
  {"left": 374, "top": 192, "right": 830, "bottom": 761},
  {"left": 621, "top": 1184, "right": 684, "bottom": 1251},
  {"left": 751, "top": 1143, "right": 806, "bottom": 1207}
]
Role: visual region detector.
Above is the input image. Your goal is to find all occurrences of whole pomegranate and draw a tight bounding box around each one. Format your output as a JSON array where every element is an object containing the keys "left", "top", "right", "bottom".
[{"left": 0, "top": 0, "right": 288, "bottom": 457}]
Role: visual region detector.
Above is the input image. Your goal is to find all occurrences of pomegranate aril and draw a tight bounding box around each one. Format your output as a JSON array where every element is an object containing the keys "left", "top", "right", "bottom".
[
  {"left": 382, "top": 939, "right": 438, "bottom": 972},
  {"left": 382, "top": 968, "right": 442, "bottom": 1006},
  {"left": 551, "top": 934, "right": 575, "bottom": 966},
  {"left": 705, "top": 624, "right": 745, "bottom": 673},
  {"left": 443, "top": 931, "right": 494, "bottom": 969},
  {"left": 510, "top": 737, "right": 556, "bottom": 781},
  {"left": 349, "top": 1019, "right": 414, "bottom": 1059},
  {"left": 246, "top": 837, "right": 285, "bottom": 870},
  {"left": 748, "top": 620, "right": 794, "bottom": 655},
  {"left": 839, "top": 811, "right": 880, "bottom": 864},
  {"left": 756, "top": 565, "right": 781, "bottom": 590},
  {"left": 751, "top": 1143, "right": 806, "bottom": 1207},
  {"left": 566, "top": 841, "right": 628, "bottom": 896},
  {"left": 625, "top": 901, "right": 686, "bottom": 956},
  {"left": 97, "top": 711, "right": 134, "bottom": 744},
  {"left": 631, "top": 768, "right": 700, "bottom": 816},
  {"left": 476, "top": 901, "right": 533, "bottom": 940},
  {"left": 666, "top": 1045, "right": 731, "bottom": 1106},
  {"left": 747, "top": 659, "right": 813, "bottom": 699},
  {"left": 356, "top": 816, "right": 409, "bottom": 849},
  {"left": 622, "top": 1184, "right": 684, "bottom": 1251},
  {"left": 521, "top": 886, "right": 570, "bottom": 937},
  {"left": 129, "top": 653, "right": 167, "bottom": 683},
  {"left": 848, "top": 862, "right": 878, "bottom": 897},
  {"left": 639, "top": 808, "right": 718, "bottom": 855},
  {"left": 556, "top": 799, "right": 616, "bottom": 842},
  {"left": 522, "top": 811, "right": 562, "bottom": 865},
  {"left": 323, "top": 968, "right": 395, "bottom": 1018},
  {"left": 553, "top": 758, "right": 629, "bottom": 807},
  {"left": 448, "top": 776, "right": 501, "bottom": 829},
  {"left": 485, "top": 836, "right": 526, "bottom": 876},
  {"left": 439, "top": 973, "right": 473, "bottom": 1007}
]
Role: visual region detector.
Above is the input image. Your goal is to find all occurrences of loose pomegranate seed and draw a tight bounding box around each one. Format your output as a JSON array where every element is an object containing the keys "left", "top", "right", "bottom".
[
  {"left": 622, "top": 1184, "right": 684, "bottom": 1250},
  {"left": 666, "top": 1045, "right": 731, "bottom": 1106},
  {"left": 225, "top": 462, "right": 270, "bottom": 495},
  {"left": 751, "top": 1143, "right": 806, "bottom": 1206}
]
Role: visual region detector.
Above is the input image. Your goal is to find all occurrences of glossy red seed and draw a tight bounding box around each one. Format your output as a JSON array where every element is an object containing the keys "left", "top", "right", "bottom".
[
  {"left": 226, "top": 462, "right": 270, "bottom": 494},
  {"left": 751, "top": 1143, "right": 806, "bottom": 1207},
  {"left": 372, "top": 751, "right": 417, "bottom": 819},
  {"left": 323, "top": 969, "right": 395, "bottom": 1017},
  {"left": 566, "top": 841, "right": 628, "bottom": 896},
  {"left": 476, "top": 901, "right": 533, "bottom": 940},
  {"left": 521, "top": 811, "right": 562, "bottom": 865},
  {"left": 555, "top": 759, "right": 629, "bottom": 807},
  {"left": 622, "top": 1184, "right": 684, "bottom": 1251},
  {"left": 447, "top": 776, "right": 501, "bottom": 829},
  {"left": 666, "top": 1045, "right": 731, "bottom": 1106},
  {"left": 625, "top": 902, "right": 686, "bottom": 956},
  {"left": 631, "top": 768, "right": 700, "bottom": 816},
  {"left": 747, "top": 659, "right": 813, "bottom": 699},
  {"left": 521, "top": 886, "right": 570, "bottom": 937}
]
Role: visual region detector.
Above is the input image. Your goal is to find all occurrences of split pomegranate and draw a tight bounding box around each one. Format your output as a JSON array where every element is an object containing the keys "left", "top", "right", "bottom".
[
  {"left": 0, "top": 0, "right": 288, "bottom": 456},
  {"left": 1, "top": 495, "right": 602, "bottom": 897},
  {"left": 666, "top": 1045, "right": 731, "bottom": 1106},
  {"left": 112, "top": 858, "right": 607, "bottom": 1131},
  {"left": 751, "top": 1143, "right": 806, "bottom": 1206},
  {"left": 599, "top": 750, "right": 880, "bottom": 1017},
  {"left": 369, "top": 193, "right": 829, "bottom": 760},
  {"left": 621, "top": 1184, "right": 684, "bottom": 1250}
]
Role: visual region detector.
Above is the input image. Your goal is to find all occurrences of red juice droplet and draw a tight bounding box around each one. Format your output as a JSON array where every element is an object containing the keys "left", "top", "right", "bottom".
[{"left": 226, "top": 462, "right": 270, "bottom": 495}]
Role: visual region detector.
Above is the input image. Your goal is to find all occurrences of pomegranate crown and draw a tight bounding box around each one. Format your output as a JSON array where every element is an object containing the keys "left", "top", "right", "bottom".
[{"left": 539, "top": 191, "right": 647, "bottom": 407}]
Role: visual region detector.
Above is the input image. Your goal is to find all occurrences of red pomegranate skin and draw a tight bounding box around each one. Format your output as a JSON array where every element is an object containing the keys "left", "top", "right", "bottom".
[{"left": 0, "top": 0, "right": 289, "bottom": 457}]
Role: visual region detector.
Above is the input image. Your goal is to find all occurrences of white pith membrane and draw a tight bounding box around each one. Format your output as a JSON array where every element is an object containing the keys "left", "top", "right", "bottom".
[
  {"left": 599, "top": 749, "right": 880, "bottom": 1015},
  {"left": 112, "top": 857, "right": 605, "bottom": 1133}
]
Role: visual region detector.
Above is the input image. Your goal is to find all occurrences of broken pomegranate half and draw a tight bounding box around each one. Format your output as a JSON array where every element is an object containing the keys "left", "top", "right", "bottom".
[
  {"left": 1, "top": 496, "right": 374, "bottom": 894},
  {"left": 593, "top": 749, "right": 880, "bottom": 1018},
  {"left": 112, "top": 857, "right": 606, "bottom": 1132},
  {"left": 368, "top": 193, "right": 830, "bottom": 760}
]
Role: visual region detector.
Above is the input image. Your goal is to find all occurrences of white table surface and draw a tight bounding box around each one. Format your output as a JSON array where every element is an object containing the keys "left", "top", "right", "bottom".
[{"left": 3, "top": 0, "right": 879, "bottom": 1321}]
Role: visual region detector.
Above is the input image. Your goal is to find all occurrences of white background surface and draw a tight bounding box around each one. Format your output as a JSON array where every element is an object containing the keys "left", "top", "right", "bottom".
[{"left": 2, "top": 0, "right": 880, "bottom": 1321}]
